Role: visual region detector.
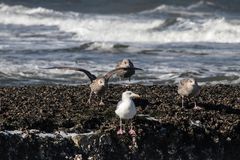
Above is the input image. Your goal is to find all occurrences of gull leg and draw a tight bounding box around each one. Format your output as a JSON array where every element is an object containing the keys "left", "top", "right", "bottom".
[
  {"left": 117, "top": 119, "right": 125, "bottom": 134},
  {"left": 129, "top": 120, "right": 136, "bottom": 136},
  {"left": 181, "top": 96, "right": 184, "bottom": 108},
  {"left": 99, "top": 97, "right": 105, "bottom": 106},
  {"left": 87, "top": 91, "right": 93, "bottom": 104},
  {"left": 122, "top": 120, "right": 126, "bottom": 133},
  {"left": 129, "top": 120, "right": 138, "bottom": 149},
  {"left": 123, "top": 77, "right": 131, "bottom": 87},
  {"left": 193, "top": 100, "right": 202, "bottom": 110}
]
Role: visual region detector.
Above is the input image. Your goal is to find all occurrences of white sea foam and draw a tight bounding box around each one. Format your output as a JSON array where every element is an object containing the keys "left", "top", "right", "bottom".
[
  {"left": 0, "top": 130, "right": 96, "bottom": 139},
  {"left": 0, "top": 52, "right": 239, "bottom": 85},
  {"left": 0, "top": 3, "right": 239, "bottom": 85},
  {"left": 1, "top": 3, "right": 240, "bottom": 45},
  {"left": 142, "top": 1, "right": 216, "bottom": 17}
]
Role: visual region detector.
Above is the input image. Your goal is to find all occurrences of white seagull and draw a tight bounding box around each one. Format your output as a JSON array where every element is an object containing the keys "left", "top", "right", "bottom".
[{"left": 115, "top": 91, "right": 140, "bottom": 135}]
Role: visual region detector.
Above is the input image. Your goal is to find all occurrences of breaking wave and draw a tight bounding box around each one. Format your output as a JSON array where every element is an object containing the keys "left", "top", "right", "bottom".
[{"left": 1, "top": 3, "right": 240, "bottom": 45}]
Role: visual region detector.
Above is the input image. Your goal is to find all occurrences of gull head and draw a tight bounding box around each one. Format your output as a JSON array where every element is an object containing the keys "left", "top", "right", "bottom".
[
  {"left": 187, "top": 78, "right": 197, "bottom": 85},
  {"left": 122, "top": 91, "right": 140, "bottom": 100},
  {"left": 97, "top": 78, "right": 106, "bottom": 86},
  {"left": 121, "top": 59, "right": 131, "bottom": 68}
]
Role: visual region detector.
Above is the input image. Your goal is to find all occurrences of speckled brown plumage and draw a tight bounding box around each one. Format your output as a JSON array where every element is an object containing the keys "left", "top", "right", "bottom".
[
  {"left": 178, "top": 78, "right": 201, "bottom": 109},
  {"left": 47, "top": 66, "right": 139, "bottom": 105},
  {"left": 115, "top": 59, "right": 142, "bottom": 81}
]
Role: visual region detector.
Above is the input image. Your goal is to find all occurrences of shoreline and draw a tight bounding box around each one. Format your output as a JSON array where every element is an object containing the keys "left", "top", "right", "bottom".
[
  {"left": 1, "top": 84, "right": 240, "bottom": 159},
  {"left": 1, "top": 84, "right": 239, "bottom": 135}
]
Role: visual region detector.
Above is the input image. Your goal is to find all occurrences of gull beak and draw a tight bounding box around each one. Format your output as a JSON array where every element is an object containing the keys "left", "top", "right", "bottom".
[{"left": 132, "top": 93, "right": 140, "bottom": 98}]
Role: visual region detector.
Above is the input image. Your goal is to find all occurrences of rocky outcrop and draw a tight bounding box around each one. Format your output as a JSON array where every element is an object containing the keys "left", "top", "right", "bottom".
[{"left": 0, "top": 84, "right": 240, "bottom": 159}]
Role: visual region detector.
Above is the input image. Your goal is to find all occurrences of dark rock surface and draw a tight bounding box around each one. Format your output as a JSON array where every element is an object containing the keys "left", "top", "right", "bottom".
[{"left": 0, "top": 84, "right": 240, "bottom": 160}]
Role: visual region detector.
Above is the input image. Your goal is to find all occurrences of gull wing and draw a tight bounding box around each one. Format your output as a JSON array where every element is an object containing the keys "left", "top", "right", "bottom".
[
  {"left": 128, "top": 59, "right": 134, "bottom": 68},
  {"left": 116, "top": 100, "right": 123, "bottom": 110},
  {"left": 46, "top": 66, "right": 97, "bottom": 82},
  {"left": 104, "top": 67, "right": 143, "bottom": 80}
]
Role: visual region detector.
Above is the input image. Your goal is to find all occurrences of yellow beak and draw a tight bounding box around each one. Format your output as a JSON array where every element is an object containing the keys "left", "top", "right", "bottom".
[{"left": 132, "top": 93, "right": 140, "bottom": 98}]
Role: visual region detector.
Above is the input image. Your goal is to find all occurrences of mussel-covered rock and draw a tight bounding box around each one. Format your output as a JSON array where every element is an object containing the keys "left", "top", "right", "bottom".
[{"left": 0, "top": 84, "right": 240, "bottom": 159}]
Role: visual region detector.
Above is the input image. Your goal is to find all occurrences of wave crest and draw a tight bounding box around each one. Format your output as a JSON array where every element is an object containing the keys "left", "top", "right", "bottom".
[{"left": 1, "top": 3, "right": 240, "bottom": 45}]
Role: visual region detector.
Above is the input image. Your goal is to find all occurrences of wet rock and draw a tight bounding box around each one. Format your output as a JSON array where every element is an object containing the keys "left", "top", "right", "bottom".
[{"left": 0, "top": 84, "right": 240, "bottom": 159}]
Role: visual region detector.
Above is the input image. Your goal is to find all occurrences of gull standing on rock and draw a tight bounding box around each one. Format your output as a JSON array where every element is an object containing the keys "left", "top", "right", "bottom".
[
  {"left": 47, "top": 67, "right": 140, "bottom": 106},
  {"left": 115, "top": 59, "right": 143, "bottom": 81},
  {"left": 178, "top": 78, "right": 202, "bottom": 110},
  {"left": 115, "top": 91, "right": 140, "bottom": 136}
]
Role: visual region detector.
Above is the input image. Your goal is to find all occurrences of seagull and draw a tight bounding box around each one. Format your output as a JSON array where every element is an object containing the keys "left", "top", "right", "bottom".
[
  {"left": 47, "top": 67, "right": 140, "bottom": 106},
  {"left": 115, "top": 91, "right": 140, "bottom": 136},
  {"left": 177, "top": 78, "right": 201, "bottom": 110},
  {"left": 115, "top": 59, "right": 142, "bottom": 81}
]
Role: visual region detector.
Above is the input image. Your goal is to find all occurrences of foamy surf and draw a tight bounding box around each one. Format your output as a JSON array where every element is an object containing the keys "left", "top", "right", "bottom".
[
  {"left": 1, "top": 3, "right": 240, "bottom": 45},
  {"left": 0, "top": 2, "right": 239, "bottom": 86}
]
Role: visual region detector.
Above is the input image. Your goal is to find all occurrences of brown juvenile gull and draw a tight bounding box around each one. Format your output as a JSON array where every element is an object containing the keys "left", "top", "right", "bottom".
[
  {"left": 177, "top": 78, "right": 201, "bottom": 110},
  {"left": 115, "top": 59, "right": 143, "bottom": 81},
  {"left": 115, "top": 91, "right": 140, "bottom": 136},
  {"left": 47, "top": 66, "right": 140, "bottom": 105}
]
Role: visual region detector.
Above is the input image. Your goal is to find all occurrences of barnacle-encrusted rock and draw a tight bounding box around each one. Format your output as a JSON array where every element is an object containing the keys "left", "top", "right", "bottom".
[{"left": 0, "top": 84, "right": 240, "bottom": 159}]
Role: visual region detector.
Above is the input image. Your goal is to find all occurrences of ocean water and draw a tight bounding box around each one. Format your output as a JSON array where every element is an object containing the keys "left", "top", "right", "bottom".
[{"left": 0, "top": 0, "right": 240, "bottom": 86}]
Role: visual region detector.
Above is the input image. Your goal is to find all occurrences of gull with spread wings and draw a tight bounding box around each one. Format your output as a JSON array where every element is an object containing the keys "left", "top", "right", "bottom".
[{"left": 47, "top": 66, "right": 142, "bottom": 105}]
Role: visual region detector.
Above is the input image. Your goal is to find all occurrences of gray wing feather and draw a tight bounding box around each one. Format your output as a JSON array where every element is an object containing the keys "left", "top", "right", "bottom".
[
  {"left": 104, "top": 67, "right": 143, "bottom": 80},
  {"left": 116, "top": 100, "right": 123, "bottom": 110},
  {"left": 128, "top": 60, "right": 134, "bottom": 68},
  {"left": 46, "top": 66, "right": 97, "bottom": 82}
]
